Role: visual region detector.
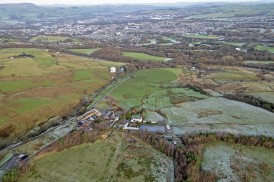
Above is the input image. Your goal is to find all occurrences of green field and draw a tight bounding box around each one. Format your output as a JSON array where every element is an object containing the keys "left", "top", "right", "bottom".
[
  {"left": 182, "top": 34, "right": 220, "bottom": 39},
  {"left": 224, "top": 42, "right": 246, "bottom": 46},
  {"left": 256, "top": 45, "right": 274, "bottom": 53},
  {"left": 30, "top": 36, "right": 81, "bottom": 44},
  {"left": 245, "top": 60, "right": 274, "bottom": 65},
  {"left": 159, "top": 37, "right": 181, "bottom": 46},
  {"left": 14, "top": 98, "right": 54, "bottom": 113},
  {"left": 19, "top": 141, "right": 116, "bottom": 182},
  {"left": 0, "top": 48, "right": 120, "bottom": 138},
  {"left": 185, "top": 4, "right": 274, "bottom": 19},
  {"left": 69, "top": 48, "right": 100, "bottom": 55},
  {"left": 198, "top": 66, "right": 274, "bottom": 105},
  {"left": 207, "top": 68, "right": 258, "bottom": 82},
  {"left": 142, "top": 87, "right": 208, "bottom": 110},
  {"left": 95, "top": 68, "right": 207, "bottom": 110},
  {"left": 202, "top": 142, "right": 274, "bottom": 182},
  {"left": 0, "top": 80, "right": 34, "bottom": 93},
  {"left": 106, "top": 69, "right": 178, "bottom": 109},
  {"left": 73, "top": 70, "right": 93, "bottom": 81},
  {"left": 19, "top": 132, "right": 173, "bottom": 182},
  {"left": 88, "top": 75, "right": 131, "bottom": 109},
  {"left": 122, "top": 52, "right": 169, "bottom": 62},
  {"left": 140, "top": 38, "right": 157, "bottom": 45},
  {"left": 249, "top": 92, "right": 274, "bottom": 105}
]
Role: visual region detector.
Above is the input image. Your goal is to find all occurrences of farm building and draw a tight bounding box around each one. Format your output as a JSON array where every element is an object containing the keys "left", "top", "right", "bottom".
[
  {"left": 110, "top": 67, "right": 117, "bottom": 73},
  {"left": 110, "top": 115, "right": 119, "bottom": 122},
  {"left": 164, "top": 135, "right": 173, "bottom": 141},
  {"left": 140, "top": 125, "right": 166, "bottom": 134},
  {"left": 77, "top": 109, "right": 101, "bottom": 121},
  {"left": 104, "top": 111, "right": 114, "bottom": 120},
  {"left": 120, "top": 67, "right": 126, "bottom": 72},
  {"left": 18, "top": 154, "right": 28, "bottom": 160},
  {"left": 131, "top": 116, "right": 143, "bottom": 123},
  {"left": 123, "top": 122, "right": 139, "bottom": 131}
]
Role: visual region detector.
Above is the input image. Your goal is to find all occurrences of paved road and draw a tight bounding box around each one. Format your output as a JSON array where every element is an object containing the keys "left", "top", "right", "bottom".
[{"left": 0, "top": 155, "right": 19, "bottom": 171}]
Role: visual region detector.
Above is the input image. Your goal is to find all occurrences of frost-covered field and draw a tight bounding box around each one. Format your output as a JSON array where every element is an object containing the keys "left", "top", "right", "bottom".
[
  {"left": 162, "top": 98, "right": 274, "bottom": 136},
  {"left": 201, "top": 142, "right": 274, "bottom": 182}
]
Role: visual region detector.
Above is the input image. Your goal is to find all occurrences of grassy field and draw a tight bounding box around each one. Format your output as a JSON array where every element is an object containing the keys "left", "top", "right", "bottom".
[
  {"left": 14, "top": 98, "right": 54, "bottom": 113},
  {"left": 198, "top": 66, "right": 274, "bottom": 104},
  {"left": 224, "top": 42, "right": 246, "bottom": 46},
  {"left": 142, "top": 87, "right": 208, "bottom": 110},
  {"left": 164, "top": 97, "right": 274, "bottom": 136},
  {"left": 0, "top": 80, "right": 34, "bottom": 93},
  {"left": 109, "top": 69, "right": 177, "bottom": 108},
  {"left": 255, "top": 45, "right": 274, "bottom": 53},
  {"left": 202, "top": 142, "right": 274, "bottom": 182},
  {"left": 95, "top": 68, "right": 207, "bottom": 110},
  {"left": 182, "top": 34, "right": 220, "bottom": 39},
  {"left": 19, "top": 132, "right": 173, "bottom": 182},
  {"left": 69, "top": 48, "right": 100, "bottom": 55},
  {"left": 185, "top": 4, "right": 274, "bottom": 19},
  {"left": 245, "top": 60, "right": 274, "bottom": 65},
  {"left": 30, "top": 36, "right": 81, "bottom": 44},
  {"left": 140, "top": 38, "right": 157, "bottom": 45},
  {"left": 0, "top": 48, "right": 120, "bottom": 139},
  {"left": 122, "top": 52, "right": 168, "bottom": 62},
  {"left": 88, "top": 75, "right": 131, "bottom": 110},
  {"left": 206, "top": 67, "right": 258, "bottom": 82},
  {"left": 249, "top": 92, "right": 274, "bottom": 104},
  {"left": 19, "top": 141, "right": 117, "bottom": 182}
]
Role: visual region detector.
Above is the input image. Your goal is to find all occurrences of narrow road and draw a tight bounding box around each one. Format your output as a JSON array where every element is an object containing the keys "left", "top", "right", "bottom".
[
  {"left": 94, "top": 75, "right": 131, "bottom": 108},
  {"left": 0, "top": 155, "right": 19, "bottom": 171}
]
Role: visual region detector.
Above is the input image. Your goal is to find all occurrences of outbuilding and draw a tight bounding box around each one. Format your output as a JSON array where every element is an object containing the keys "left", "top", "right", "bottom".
[{"left": 110, "top": 67, "right": 117, "bottom": 73}]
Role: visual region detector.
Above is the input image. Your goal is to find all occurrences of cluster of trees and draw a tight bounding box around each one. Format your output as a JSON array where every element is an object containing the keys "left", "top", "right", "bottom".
[
  {"left": 0, "top": 126, "right": 15, "bottom": 150},
  {"left": 151, "top": 40, "right": 274, "bottom": 65},
  {"left": 2, "top": 130, "right": 101, "bottom": 182},
  {"left": 131, "top": 130, "right": 274, "bottom": 182},
  {"left": 121, "top": 47, "right": 167, "bottom": 58},
  {"left": 2, "top": 41, "right": 274, "bottom": 72},
  {"left": 24, "top": 116, "right": 63, "bottom": 139},
  {"left": 92, "top": 47, "right": 176, "bottom": 70},
  {"left": 174, "top": 145, "right": 217, "bottom": 182},
  {"left": 180, "top": 133, "right": 274, "bottom": 149},
  {"left": 131, "top": 131, "right": 217, "bottom": 182},
  {"left": 2, "top": 160, "right": 29, "bottom": 182},
  {"left": 183, "top": 84, "right": 208, "bottom": 95},
  {"left": 224, "top": 94, "right": 274, "bottom": 113},
  {"left": 177, "top": 132, "right": 274, "bottom": 181},
  {"left": 245, "top": 63, "right": 274, "bottom": 71},
  {"left": 37, "top": 130, "right": 100, "bottom": 155},
  {"left": 130, "top": 131, "right": 175, "bottom": 156}
]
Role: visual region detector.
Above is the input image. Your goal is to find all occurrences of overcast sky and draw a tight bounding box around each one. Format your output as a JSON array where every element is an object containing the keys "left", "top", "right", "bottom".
[{"left": 0, "top": 0, "right": 260, "bottom": 5}]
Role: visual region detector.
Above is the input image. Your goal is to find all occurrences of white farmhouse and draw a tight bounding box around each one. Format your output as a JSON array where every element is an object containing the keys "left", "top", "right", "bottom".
[
  {"left": 110, "top": 67, "right": 117, "bottom": 73},
  {"left": 131, "top": 116, "right": 143, "bottom": 123}
]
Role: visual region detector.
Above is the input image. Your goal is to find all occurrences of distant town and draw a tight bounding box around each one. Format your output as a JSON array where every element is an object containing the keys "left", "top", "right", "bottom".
[{"left": 0, "top": 2, "right": 274, "bottom": 182}]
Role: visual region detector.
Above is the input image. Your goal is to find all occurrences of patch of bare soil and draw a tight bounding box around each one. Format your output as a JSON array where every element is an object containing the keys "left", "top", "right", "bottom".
[{"left": 197, "top": 109, "right": 223, "bottom": 118}]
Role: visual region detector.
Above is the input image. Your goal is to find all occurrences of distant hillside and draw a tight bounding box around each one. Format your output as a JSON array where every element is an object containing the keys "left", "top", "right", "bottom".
[{"left": 0, "top": 3, "right": 37, "bottom": 7}]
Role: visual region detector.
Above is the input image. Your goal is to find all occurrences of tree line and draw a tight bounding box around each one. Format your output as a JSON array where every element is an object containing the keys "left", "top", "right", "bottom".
[
  {"left": 130, "top": 131, "right": 274, "bottom": 182},
  {"left": 224, "top": 94, "right": 274, "bottom": 113},
  {"left": 2, "top": 130, "right": 102, "bottom": 182}
]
